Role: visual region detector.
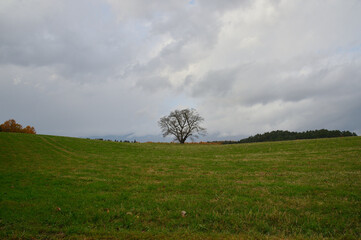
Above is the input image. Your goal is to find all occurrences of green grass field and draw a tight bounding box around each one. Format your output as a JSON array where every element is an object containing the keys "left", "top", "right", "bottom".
[{"left": 0, "top": 132, "right": 360, "bottom": 239}]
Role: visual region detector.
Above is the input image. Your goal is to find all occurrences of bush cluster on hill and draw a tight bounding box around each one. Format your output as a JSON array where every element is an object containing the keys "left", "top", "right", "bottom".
[
  {"left": 0, "top": 119, "right": 36, "bottom": 134},
  {"left": 220, "top": 129, "right": 357, "bottom": 144}
]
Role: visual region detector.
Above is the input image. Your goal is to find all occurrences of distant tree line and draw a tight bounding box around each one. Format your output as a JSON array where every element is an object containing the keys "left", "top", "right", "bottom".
[
  {"left": 92, "top": 138, "right": 137, "bottom": 143},
  {"left": 0, "top": 119, "right": 36, "bottom": 134},
  {"left": 221, "top": 129, "right": 357, "bottom": 144}
]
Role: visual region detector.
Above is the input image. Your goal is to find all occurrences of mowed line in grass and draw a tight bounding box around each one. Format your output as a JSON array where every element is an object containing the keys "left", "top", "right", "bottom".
[{"left": 0, "top": 132, "right": 360, "bottom": 239}]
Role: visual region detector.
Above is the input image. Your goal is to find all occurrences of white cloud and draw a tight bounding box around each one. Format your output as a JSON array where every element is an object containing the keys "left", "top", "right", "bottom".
[{"left": 1, "top": 0, "right": 360, "bottom": 139}]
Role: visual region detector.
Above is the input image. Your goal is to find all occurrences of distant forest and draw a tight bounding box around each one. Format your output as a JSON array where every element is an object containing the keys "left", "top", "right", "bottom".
[{"left": 221, "top": 129, "right": 357, "bottom": 144}]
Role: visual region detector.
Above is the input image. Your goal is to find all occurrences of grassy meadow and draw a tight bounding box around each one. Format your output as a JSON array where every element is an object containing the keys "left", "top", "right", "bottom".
[{"left": 0, "top": 132, "right": 360, "bottom": 239}]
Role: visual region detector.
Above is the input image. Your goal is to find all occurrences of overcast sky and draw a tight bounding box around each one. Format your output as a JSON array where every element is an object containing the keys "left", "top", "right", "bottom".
[{"left": 1, "top": 0, "right": 360, "bottom": 140}]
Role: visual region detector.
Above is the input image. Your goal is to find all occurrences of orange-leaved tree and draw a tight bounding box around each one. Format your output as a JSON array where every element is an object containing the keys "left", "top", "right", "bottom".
[
  {"left": 0, "top": 119, "right": 36, "bottom": 134},
  {"left": 23, "top": 125, "right": 36, "bottom": 134}
]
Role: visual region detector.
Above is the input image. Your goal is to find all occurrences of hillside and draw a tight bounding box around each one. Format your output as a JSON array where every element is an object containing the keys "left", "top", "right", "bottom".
[{"left": 0, "top": 132, "right": 360, "bottom": 239}]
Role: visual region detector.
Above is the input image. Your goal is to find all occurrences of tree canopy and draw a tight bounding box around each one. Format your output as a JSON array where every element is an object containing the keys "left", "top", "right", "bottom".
[
  {"left": 158, "top": 108, "right": 206, "bottom": 143},
  {"left": 0, "top": 119, "right": 36, "bottom": 134}
]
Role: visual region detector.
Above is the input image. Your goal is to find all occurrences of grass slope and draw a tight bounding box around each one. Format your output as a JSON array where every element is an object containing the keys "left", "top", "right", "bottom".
[{"left": 0, "top": 132, "right": 360, "bottom": 239}]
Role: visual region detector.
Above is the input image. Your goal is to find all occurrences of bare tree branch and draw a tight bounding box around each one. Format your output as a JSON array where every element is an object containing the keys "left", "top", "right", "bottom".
[{"left": 158, "top": 108, "right": 207, "bottom": 143}]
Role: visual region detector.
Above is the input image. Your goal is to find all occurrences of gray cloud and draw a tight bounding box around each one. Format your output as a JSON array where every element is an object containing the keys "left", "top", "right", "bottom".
[{"left": 1, "top": 0, "right": 360, "bottom": 139}]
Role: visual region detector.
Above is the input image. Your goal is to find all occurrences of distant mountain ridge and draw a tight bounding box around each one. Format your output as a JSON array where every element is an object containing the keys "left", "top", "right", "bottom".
[
  {"left": 85, "top": 133, "right": 244, "bottom": 143},
  {"left": 85, "top": 134, "right": 167, "bottom": 143}
]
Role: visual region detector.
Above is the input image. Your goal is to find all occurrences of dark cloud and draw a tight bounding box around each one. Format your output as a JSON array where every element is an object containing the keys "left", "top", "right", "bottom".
[{"left": 191, "top": 66, "right": 243, "bottom": 97}]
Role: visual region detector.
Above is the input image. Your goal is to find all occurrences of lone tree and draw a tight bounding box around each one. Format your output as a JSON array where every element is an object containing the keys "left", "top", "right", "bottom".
[{"left": 158, "top": 108, "right": 206, "bottom": 144}]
